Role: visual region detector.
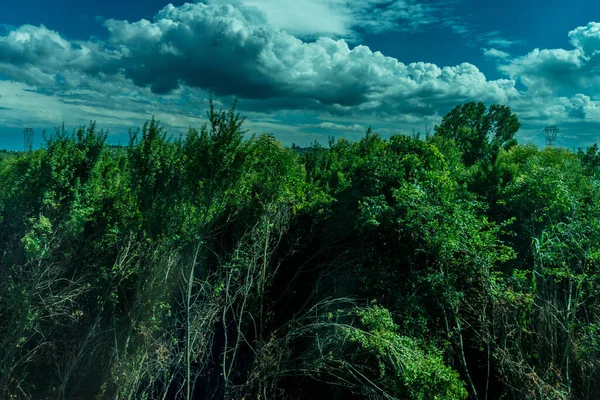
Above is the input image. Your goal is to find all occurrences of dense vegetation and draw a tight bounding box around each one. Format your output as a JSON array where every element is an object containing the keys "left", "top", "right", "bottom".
[{"left": 1, "top": 99, "right": 600, "bottom": 399}]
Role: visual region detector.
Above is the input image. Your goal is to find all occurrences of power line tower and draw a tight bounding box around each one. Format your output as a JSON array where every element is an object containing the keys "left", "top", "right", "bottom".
[
  {"left": 23, "top": 128, "right": 34, "bottom": 151},
  {"left": 543, "top": 126, "right": 559, "bottom": 147}
]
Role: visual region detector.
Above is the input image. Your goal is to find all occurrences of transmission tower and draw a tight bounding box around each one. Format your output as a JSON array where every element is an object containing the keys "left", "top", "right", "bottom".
[
  {"left": 543, "top": 126, "right": 559, "bottom": 147},
  {"left": 23, "top": 128, "right": 34, "bottom": 151}
]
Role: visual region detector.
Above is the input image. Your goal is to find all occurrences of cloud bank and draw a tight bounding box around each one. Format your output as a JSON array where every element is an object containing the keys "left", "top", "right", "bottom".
[
  {"left": 0, "top": 2, "right": 599, "bottom": 147},
  {"left": 501, "top": 23, "right": 600, "bottom": 95},
  {"left": 0, "top": 3, "right": 518, "bottom": 115}
]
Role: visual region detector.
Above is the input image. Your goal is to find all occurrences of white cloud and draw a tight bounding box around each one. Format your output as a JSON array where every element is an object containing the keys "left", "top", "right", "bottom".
[
  {"left": 500, "top": 23, "right": 600, "bottom": 95},
  {"left": 500, "top": 48, "right": 585, "bottom": 94},
  {"left": 475, "top": 30, "right": 526, "bottom": 49},
  {"left": 0, "top": 24, "right": 117, "bottom": 72},
  {"left": 0, "top": 3, "right": 518, "bottom": 118},
  {"left": 566, "top": 93, "right": 600, "bottom": 119},
  {"left": 201, "top": 0, "right": 442, "bottom": 39},
  {"left": 482, "top": 48, "right": 511, "bottom": 59},
  {"left": 202, "top": 0, "right": 350, "bottom": 38},
  {"left": 315, "top": 121, "right": 366, "bottom": 132},
  {"left": 487, "top": 37, "right": 526, "bottom": 48},
  {"left": 442, "top": 16, "right": 470, "bottom": 36},
  {"left": 569, "top": 22, "right": 600, "bottom": 55}
]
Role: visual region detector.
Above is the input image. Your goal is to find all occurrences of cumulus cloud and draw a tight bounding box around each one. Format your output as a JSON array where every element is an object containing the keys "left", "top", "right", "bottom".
[
  {"left": 569, "top": 22, "right": 600, "bottom": 55},
  {"left": 202, "top": 0, "right": 442, "bottom": 39},
  {"left": 0, "top": 24, "right": 91, "bottom": 68},
  {"left": 500, "top": 23, "right": 600, "bottom": 95},
  {"left": 500, "top": 48, "right": 586, "bottom": 94},
  {"left": 478, "top": 24, "right": 600, "bottom": 145},
  {"left": 0, "top": 2, "right": 519, "bottom": 119},
  {"left": 566, "top": 94, "right": 599, "bottom": 120},
  {"left": 0, "top": 24, "right": 121, "bottom": 91}
]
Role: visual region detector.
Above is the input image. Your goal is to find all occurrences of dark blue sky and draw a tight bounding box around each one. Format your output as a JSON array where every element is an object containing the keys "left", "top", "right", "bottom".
[
  {"left": 2, "top": 0, "right": 593, "bottom": 59},
  {"left": 3, "top": 0, "right": 593, "bottom": 62},
  {"left": 1, "top": 0, "right": 600, "bottom": 150},
  {"left": 363, "top": 0, "right": 595, "bottom": 75},
  {"left": 1, "top": 0, "right": 188, "bottom": 38}
]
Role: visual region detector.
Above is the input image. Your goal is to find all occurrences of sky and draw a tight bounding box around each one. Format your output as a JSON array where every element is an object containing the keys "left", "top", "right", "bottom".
[{"left": 0, "top": 0, "right": 599, "bottom": 150}]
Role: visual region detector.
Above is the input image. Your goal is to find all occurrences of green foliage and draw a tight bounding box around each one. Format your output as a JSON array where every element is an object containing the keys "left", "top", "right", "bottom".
[
  {"left": 345, "top": 305, "right": 468, "bottom": 400},
  {"left": 434, "top": 101, "right": 520, "bottom": 166},
  {"left": 21, "top": 214, "right": 53, "bottom": 260},
  {"left": 576, "top": 143, "right": 600, "bottom": 182},
  {"left": 1, "top": 101, "right": 600, "bottom": 400}
]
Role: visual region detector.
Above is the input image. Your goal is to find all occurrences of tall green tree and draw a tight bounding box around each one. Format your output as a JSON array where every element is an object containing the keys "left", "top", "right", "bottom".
[{"left": 434, "top": 102, "right": 520, "bottom": 166}]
